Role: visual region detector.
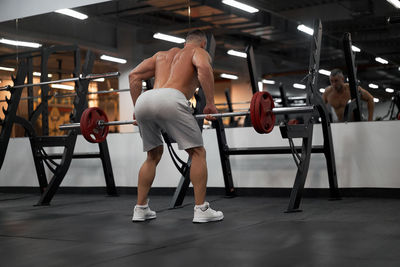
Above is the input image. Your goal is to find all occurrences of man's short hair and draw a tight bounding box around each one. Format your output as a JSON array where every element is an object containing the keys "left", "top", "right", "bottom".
[
  {"left": 186, "top": 29, "right": 207, "bottom": 43},
  {"left": 330, "top": 68, "right": 344, "bottom": 78}
]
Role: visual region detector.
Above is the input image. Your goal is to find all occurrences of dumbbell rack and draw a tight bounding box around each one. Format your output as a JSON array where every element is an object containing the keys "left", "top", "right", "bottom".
[{"left": 0, "top": 46, "right": 117, "bottom": 205}]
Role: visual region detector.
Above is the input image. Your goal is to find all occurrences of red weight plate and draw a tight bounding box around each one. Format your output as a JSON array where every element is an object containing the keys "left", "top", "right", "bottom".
[
  {"left": 80, "top": 107, "right": 109, "bottom": 143},
  {"left": 250, "top": 92, "right": 265, "bottom": 133},
  {"left": 259, "top": 92, "right": 275, "bottom": 133}
]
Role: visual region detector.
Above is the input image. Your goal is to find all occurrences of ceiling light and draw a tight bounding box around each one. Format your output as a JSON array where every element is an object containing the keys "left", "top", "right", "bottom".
[
  {"left": 258, "top": 81, "right": 263, "bottom": 91},
  {"left": 385, "top": 88, "right": 394, "bottom": 93},
  {"left": 352, "top": 45, "right": 361, "bottom": 52},
  {"left": 33, "top": 72, "right": 52, "bottom": 78},
  {"left": 368, "top": 83, "right": 379, "bottom": 89},
  {"left": 142, "top": 81, "right": 147, "bottom": 87},
  {"left": 386, "top": 0, "right": 400, "bottom": 9},
  {"left": 262, "top": 79, "right": 275, "bottom": 84},
  {"left": 375, "top": 57, "right": 388, "bottom": 64},
  {"left": 93, "top": 78, "right": 105, "bottom": 82},
  {"left": 55, "top": 9, "right": 88, "bottom": 20},
  {"left": 153, "top": 33, "right": 185, "bottom": 44},
  {"left": 0, "top": 38, "right": 42, "bottom": 48},
  {"left": 293, "top": 83, "right": 306, "bottom": 89},
  {"left": 51, "top": 84, "right": 74, "bottom": 90},
  {"left": 222, "top": 0, "right": 259, "bottom": 13},
  {"left": 318, "top": 69, "right": 331, "bottom": 76},
  {"left": 100, "top": 55, "right": 127, "bottom": 64},
  {"left": 0, "top": 66, "right": 15, "bottom": 71},
  {"left": 220, "top": 73, "right": 238, "bottom": 80},
  {"left": 274, "top": 98, "right": 282, "bottom": 103},
  {"left": 227, "top": 49, "right": 247, "bottom": 58},
  {"left": 373, "top": 98, "right": 380, "bottom": 103},
  {"left": 297, "top": 24, "right": 314, "bottom": 35},
  {"left": 319, "top": 88, "right": 326, "bottom": 93}
]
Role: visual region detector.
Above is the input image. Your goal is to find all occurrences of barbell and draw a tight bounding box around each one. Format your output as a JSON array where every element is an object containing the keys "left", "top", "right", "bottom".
[{"left": 59, "top": 91, "right": 315, "bottom": 143}]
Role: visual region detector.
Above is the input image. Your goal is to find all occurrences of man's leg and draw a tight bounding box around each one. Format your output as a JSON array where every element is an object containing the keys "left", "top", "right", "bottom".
[
  {"left": 137, "top": 145, "right": 163, "bottom": 205},
  {"left": 186, "top": 146, "right": 207, "bottom": 205}
]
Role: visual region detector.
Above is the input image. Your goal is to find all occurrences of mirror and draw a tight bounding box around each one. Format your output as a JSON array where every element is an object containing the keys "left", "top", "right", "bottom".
[{"left": 1, "top": 0, "right": 399, "bottom": 139}]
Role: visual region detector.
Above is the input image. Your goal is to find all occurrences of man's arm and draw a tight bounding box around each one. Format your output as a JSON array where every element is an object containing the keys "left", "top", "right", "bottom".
[
  {"left": 192, "top": 48, "right": 217, "bottom": 118},
  {"left": 322, "top": 86, "right": 331, "bottom": 104},
  {"left": 129, "top": 54, "right": 157, "bottom": 106},
  {"left": 358, "top": 86, "right": 374, "bottom": 121}
]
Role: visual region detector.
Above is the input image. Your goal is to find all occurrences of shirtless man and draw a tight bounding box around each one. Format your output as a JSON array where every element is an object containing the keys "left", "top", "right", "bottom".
[
  {"left": 128, "top": 30, "right": 223, "bottom": 223},
  {"left": 323, "top": 68, "right": 374, "bottom": 121}
]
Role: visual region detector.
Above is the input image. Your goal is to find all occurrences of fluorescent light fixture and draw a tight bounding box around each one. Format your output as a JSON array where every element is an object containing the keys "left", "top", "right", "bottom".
[
  {"left": 352, "top": 45, "right": 361, "bottom": 52},
  {"left": 153, "top": 33, "right": 185, "bottom": 44},
  {"left": 55, "top": 9, "right": 88, "bottom": 20},
  {"left": 297, "top": 24, "right": 314, "bottom": 35},
  {"left": 373, "top": 98, "right": 380, "bottom": 103},
  {"left": 222, "top": 0, "right": 259, "bottom": 13},
  {"left": 319, "top": 88, "right": 326, "bottom": 93},
  {"left": 51, "top": 84, "right": 74, "bottom": 90},
  {"left": 386, "top": 0, "right": 400, "bottom": 9},
  {"left": 227, "top": 49, "right": 247, "bottom": 58},
  {"left": 262, "top": 79, "right": 275, "bottom": 84},
  {"left": 274, "top": 98, "right": 282, "bottom": 103},
  {"left": 258, "top": 81, "right": 263, "bottom": 91},
  {"left": 0, "top": 66, "right": 15, "bottom": 71},
  {"left": 0, "top": 38, "right": 42, "bottom": 48},
  {"left": 33, "top": 72, "right": 52, "bottom": 78},
  {"left": 385, "top": 88, "right": 394, "bottom": 93},
  {"left": 375, "top": 57, "right": 388, "bottom": 64},
  {"left": 293, "top": 83, "right": 306, "bottom": 89},
  {"left": 100, "top": 55, "right": 127, "bottom": 64},
  {"left": 220, "top": 73, "right": 238, "bottom": 80},
  {"left": 93, "top": 78, "right": 105, "bottom": 82},
  {"left": 368, "top": 83, "right": 379, "bottom": 89},
  {"left": 398, "top": 66, "right": 400, "bottom": 71},
  {"left": 319, "top": 69, "right": 331, "bottom": 76}
]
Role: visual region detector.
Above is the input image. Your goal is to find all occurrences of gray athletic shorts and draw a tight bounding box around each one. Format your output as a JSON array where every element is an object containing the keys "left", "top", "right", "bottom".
[{"left": 135, "top": 88, "right": 203, "bottom": 152}]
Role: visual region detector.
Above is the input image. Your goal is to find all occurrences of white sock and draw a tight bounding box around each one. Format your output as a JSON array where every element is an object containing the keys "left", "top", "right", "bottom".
[{"left": 195, "top": 202, "right": 208, "bottom": 211}]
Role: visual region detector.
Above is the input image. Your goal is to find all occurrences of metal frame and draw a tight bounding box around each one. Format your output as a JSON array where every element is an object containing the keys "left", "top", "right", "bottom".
[
  {"left": 343, "top": 32, "right": 362, "bottom": 122},
  {"left": 211, "top": 19, "right": 340, "bottom": 212},
  {"left": 0, "top": 46, "right": 118, "bottom": 205}
]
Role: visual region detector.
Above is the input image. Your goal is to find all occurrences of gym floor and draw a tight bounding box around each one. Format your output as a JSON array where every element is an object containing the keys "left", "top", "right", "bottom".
[{"left": 1, "top": 192, "right": 400, "bottom": 267}]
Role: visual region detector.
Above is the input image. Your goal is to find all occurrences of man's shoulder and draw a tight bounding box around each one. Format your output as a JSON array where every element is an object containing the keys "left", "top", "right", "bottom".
[
  {"left": 324, "top": 86, "right": 333, "bottom": 93},
  {"left": 156, "top": 47, "right": 181, "bottom": 56}
]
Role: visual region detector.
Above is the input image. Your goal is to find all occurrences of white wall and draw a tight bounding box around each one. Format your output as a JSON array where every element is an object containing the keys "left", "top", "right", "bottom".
[{"left": 1, "top": 121, "right": 399, "bottom": 188}]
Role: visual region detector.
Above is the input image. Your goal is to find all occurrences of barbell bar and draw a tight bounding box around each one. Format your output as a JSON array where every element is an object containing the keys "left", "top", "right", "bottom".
[
  {"left": 59, "top": 106, "right": 314, "bottom": 131},
  {"left": 0, "top": 72, "right": 120, "bottom": 91},
  {"left": 59, "top": 92, "right": 315, "bottom": 143}
]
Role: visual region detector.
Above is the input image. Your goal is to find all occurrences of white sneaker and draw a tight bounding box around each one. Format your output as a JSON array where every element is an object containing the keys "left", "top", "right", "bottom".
[
  {"left": 193, "top": 202, "right": 224, "bottom": 223},
  {"left": 132, "top": 202, "right": 156, "bottom": 222}
]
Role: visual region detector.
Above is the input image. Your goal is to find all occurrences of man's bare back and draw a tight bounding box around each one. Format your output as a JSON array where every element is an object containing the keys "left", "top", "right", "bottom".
[
  {"left": 154, "top": 45, "right": 206, "bottom": 100},
  {"left": 129, "top": 34, "right": 217, "bottom": 122}
]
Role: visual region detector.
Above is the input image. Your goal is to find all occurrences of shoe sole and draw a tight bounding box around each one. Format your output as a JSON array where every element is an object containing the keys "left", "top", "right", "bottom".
[
  {"left": 192, "top": 215, "right": 224, "bottom": 223},
  {"left": 132, "top": 215, "right": 157, "bottom": 222}
]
